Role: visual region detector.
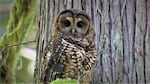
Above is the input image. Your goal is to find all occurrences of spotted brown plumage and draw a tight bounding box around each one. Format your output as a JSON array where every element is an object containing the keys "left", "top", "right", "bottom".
[{"left": 41, "top": 9, "right": 96, "bottom": 84}]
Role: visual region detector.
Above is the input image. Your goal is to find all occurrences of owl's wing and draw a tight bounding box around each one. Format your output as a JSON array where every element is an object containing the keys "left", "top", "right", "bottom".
[{"left": 44, "top": 42, "right": 64, "bottom": 84}]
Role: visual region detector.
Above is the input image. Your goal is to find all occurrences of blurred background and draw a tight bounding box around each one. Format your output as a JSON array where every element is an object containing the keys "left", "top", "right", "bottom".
[
  {"left": 0, "top": 0, "right": 37, "bottom": 83},
  {"left": 0, "top": 0, "right": 11, "bottom": 37}
]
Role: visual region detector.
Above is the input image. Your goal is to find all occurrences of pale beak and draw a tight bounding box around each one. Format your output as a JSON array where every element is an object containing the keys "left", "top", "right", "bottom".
[{"left": 71, "top": 27, "right": 75, "bottom": 35}]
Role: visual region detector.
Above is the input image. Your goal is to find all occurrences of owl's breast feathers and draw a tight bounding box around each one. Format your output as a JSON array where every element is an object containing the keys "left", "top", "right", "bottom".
[{"left": 43, "top": 34, "right": 96, "bottom": 83}]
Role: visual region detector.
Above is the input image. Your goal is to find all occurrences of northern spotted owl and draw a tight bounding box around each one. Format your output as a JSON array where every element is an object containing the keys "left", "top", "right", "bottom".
[{"left": 41, "top": 9, "right": 96, "bottom": 84}]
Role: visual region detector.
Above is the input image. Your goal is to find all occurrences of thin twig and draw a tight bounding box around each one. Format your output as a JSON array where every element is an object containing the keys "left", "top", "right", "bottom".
[{"left": 0, "top": 40, "right": 36, "bottom": 55}]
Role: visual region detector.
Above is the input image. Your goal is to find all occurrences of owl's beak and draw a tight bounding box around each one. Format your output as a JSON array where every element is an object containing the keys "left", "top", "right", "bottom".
[{"left": 71, "top": 28, "right": 75, "bottom": 35}]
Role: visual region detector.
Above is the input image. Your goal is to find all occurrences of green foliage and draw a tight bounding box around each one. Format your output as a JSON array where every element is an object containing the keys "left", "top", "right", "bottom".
[
  {"left": 50, "top": 78, "right": 77, "bottom": 84},
  {"left": 0, "top": 0, "right": 37, "bottom": 83}
]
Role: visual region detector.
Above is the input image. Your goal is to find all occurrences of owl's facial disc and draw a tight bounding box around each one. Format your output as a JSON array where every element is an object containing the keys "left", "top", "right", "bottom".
[
  {"left": 75, "top": 16, "right": 90, "bottom": 35},
  {"left": 58, "top": 12, "right": 90, "bottom": 36},
  {"left": 60, "top": 16, "right": 73, "bottom": 33}
]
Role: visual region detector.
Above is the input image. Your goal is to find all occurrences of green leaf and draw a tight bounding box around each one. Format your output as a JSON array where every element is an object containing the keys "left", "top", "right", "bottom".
[{"left": 50, "top": 78, "right": 77, "bottom": 84}]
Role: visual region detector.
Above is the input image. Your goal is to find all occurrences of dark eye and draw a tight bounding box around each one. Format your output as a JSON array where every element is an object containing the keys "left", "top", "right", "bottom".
[
  {"left": 77, "top": 21, "right": 84, "bottom": 28},
  {"left": 63, "top": 20, "right": 71, "bottom": 27}
]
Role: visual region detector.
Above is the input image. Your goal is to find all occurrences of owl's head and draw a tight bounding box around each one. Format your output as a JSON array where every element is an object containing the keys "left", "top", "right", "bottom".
[{"left": 52, "top": 9, "right": 94, "bottom": 38}]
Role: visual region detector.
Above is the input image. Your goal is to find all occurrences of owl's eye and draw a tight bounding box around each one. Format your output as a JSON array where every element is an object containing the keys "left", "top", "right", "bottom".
[
  {"left": 63, "top": 20, "right": 71, "bottom": 27},
  {"left": 77, "top": 21, "right": 84, "bottom": 28}
]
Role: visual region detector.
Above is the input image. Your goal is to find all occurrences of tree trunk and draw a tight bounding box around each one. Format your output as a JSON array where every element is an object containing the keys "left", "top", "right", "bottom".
[{"left": 36, "top": 0, "right": 150, "bottom": 83}]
